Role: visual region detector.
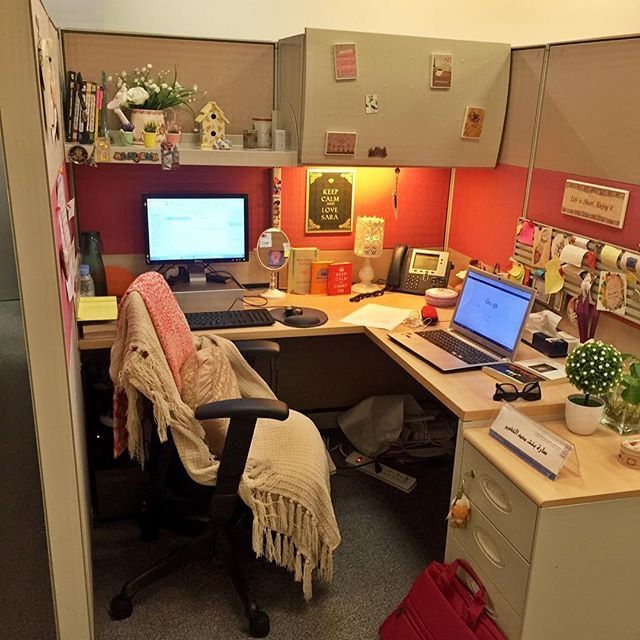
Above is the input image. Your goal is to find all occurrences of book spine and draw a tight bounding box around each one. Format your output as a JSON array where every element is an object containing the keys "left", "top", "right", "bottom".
[
  {"left": 94, "top": 86, "right": 102, "bottom": 138},
  {"left": 65, "top": 70, "right": 76, "bottom": 143},
  {"left": 72, "top": 75, "right": 83, "bottom": 142},
  {"left": 78, "top": 79, "right": 88, "bottom": 143},
  {"left": 85, "top": 83, "right": 94, "bottom": 143}
]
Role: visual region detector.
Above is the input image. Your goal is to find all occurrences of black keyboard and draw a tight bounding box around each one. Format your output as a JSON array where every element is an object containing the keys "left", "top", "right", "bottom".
[
  {"left": 416, "top": 329, "right": 498, "bottom": 365},
  {"left": 185, "top": 308, "right": 275, "bottom": 330}
]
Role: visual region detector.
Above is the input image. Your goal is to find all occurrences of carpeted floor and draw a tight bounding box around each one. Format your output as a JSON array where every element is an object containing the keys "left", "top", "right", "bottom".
[{"left": 92, "top": 448, "right": 453, "bottom": 640}]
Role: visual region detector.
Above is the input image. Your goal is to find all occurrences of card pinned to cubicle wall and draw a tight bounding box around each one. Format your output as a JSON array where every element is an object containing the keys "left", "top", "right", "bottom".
[{"left": 489, "top": 404, "right": 576, "bottom": 480}]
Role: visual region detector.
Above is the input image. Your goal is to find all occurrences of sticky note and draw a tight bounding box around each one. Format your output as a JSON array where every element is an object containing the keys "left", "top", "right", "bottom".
[
  {"left": 517, "top": 219, "right": 535, "bottom": 246},
  {"left": 544, "top": 258, "right": 564, "bottom": 294},
  {"left": 77, "top": 296, "right": 118, "bottom": 322}
]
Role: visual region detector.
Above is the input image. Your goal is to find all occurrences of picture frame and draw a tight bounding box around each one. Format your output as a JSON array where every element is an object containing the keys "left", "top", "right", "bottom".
[
  {"left": 430, "top": 53, "right": 452, "bottom": 89},
  {"left": 561, "top": 180, "right": 629, "bottom": 229},
  {"left": 461, "top": 106, "right": 486, "bottom": 139},
  {"left": 305, "top": 169, "right": 355, "bottom": 234},
  {"left": 333, "top": 43, "right": 357, "bottom": 80},
  {"left": 325, "top": 131, "right": 357, "bottom": 156}
]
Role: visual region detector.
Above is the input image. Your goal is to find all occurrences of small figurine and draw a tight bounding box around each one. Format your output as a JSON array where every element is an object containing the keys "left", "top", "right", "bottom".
[
  {"left": 195, "top": 101, "right": 230, "bottom": 149},
  {"left": 447, "top": 493, "right": 471, "bottom": 528}
]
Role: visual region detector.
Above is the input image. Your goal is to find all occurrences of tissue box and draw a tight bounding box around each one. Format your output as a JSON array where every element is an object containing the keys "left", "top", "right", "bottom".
[{"left": 532, "top": 332, "right": 568, "bottom": 357}]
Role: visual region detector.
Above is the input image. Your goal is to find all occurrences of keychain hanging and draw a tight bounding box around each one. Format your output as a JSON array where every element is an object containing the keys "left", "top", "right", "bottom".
[
  {"left": 446, "top": 471, "right": 473, "bottom": 528},
  {"left": 392, "top": 167, "right": 400, "bottom": 220}
]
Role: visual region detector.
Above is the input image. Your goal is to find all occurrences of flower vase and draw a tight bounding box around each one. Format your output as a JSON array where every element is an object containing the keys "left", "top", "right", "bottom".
[
  {"left": 602, "top": 385, "right": 640, "bottom": 435},
  {"left": 129, "top": 109, "right": 166, "bottom": 143}
]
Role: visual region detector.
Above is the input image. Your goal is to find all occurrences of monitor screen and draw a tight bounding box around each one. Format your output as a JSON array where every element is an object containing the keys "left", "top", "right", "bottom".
[
  {"left": 143, "top": 194, "right": 249, "bottom": 264},
  {"left": 452, "top": 270, "right": 534, "bottom": 354}
]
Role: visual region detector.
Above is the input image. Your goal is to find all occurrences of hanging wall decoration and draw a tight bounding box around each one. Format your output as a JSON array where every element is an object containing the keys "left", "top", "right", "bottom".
[
  {"left": 430, "top": 54, "right": 453, "bottom": 89},
  {"left": 305, "top": 169, "right": 355, "bottom": 234},
  {"left": 561, "top": 180, "right": 629, "bottom": 229},
  {"left": 325, "top": 131, "right": 357, "bottom": 155},
  {"left": 461, "top": 106, "right": 486, "bottom": 139},
  {"left": 334, "top": 43, "right": 357, "bottom": 80}
]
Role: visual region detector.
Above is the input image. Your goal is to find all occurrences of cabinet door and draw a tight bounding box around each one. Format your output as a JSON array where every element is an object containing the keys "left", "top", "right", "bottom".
[{"left": 300, "top": 28, "right": 510, "bottom": 167}]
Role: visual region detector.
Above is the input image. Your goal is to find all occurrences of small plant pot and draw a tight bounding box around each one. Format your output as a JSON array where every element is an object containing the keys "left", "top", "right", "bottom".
[
  {"left": 165, "top": 131, "right": 181, "bottom": 145},
  {"left": 565, "top": 394, "right": 605, "bottom": 435},
  {"left": 143, "top": 132, "right": 157, "bottom": 148},
  {"left": 120, "top": 130, "right": 134, "bottom": 146}
]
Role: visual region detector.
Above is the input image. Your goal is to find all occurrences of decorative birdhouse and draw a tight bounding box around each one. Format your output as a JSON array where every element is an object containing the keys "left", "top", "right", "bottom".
[{"left": 195, "top": 101, "right": 230, "bottom": 149}]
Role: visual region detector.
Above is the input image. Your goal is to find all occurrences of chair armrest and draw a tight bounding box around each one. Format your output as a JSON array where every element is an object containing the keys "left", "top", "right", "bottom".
[{"left": 195, "top": 398, "right": 289, "bottom": 422}]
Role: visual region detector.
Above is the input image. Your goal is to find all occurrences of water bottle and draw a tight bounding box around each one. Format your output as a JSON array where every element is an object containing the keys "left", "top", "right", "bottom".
[
  {"left": 79, "top": 264, "right": 96, "bottom": 297},
  {"left": 80, "top": 230, "right": 107, "bottom": 295}
]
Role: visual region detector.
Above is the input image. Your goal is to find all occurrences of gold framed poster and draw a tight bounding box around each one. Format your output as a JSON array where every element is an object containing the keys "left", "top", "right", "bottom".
[{"left": 305, "top": 169, "right": 355, "bottom": 234}]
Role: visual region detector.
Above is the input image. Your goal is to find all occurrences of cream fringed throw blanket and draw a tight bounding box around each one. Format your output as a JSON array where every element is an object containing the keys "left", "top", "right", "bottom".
[{"left": 110, "top": 292, "right": 340, "bottom": 599}]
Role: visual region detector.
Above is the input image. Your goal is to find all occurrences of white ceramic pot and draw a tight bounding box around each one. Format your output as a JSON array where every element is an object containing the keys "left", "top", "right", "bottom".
[
  {"left": 129, "top": 109, "right": 167, "bottom": 143},
  {"left": 565, "top": 394, "right": 605, "bottom": 435}
]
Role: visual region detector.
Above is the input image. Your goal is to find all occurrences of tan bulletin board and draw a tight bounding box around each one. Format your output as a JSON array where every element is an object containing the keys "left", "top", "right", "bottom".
[{"left": 62, "top": 32, "right": 274, "bottom": 135}]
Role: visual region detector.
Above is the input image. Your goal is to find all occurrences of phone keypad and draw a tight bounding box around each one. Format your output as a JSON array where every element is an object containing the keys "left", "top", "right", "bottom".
[{"left": 405, "top": 274, "right": 446, "bottom": 291}]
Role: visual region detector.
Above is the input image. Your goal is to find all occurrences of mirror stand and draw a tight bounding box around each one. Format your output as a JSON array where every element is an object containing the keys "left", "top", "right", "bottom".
[{"left": 263, "top": 271, "right": 286, "bottom": 299}]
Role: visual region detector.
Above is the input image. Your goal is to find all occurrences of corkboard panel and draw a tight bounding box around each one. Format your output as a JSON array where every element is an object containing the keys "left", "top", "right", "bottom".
[{"left": 62, "top": 32, "right": 273, "bottom": 135}]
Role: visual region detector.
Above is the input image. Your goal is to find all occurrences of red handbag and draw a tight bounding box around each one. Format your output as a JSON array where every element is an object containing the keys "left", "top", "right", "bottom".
[{"left": 379, "top": 559, "right": 508, "bottom": 640}]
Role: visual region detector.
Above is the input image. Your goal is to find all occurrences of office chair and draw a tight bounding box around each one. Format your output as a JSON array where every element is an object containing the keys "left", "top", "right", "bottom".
[{"left": 109, "top": 339, "right": 286, "bottom": 638}]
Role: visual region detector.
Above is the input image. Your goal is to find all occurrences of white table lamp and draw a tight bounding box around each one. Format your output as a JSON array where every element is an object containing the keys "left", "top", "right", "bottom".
[{"left": 352, "top": 215, "right": 385, "bottom": 293}]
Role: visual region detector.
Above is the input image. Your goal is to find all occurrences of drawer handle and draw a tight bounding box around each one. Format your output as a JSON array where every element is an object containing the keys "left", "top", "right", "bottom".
[
  {"left": 479, "top": 474, "right": 512, "bottom": 514},
  {"left": 473, "top": 526, "right": 506, "bottom": 568}
]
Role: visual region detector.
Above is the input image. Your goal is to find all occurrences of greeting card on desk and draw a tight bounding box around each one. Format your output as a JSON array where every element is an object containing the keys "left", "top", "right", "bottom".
[{"left": 489, "top": 405, "right": 574, "bottom": 480}]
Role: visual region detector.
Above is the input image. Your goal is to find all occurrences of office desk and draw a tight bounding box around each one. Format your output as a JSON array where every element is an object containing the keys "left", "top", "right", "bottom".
[{"left": 78, "top": 291, "right": 571, "bottom": 423}]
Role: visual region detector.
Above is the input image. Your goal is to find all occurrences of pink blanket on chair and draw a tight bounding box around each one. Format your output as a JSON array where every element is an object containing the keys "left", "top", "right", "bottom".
[{"left": 112, "top": 271, "right": 195, "bottom": 455}]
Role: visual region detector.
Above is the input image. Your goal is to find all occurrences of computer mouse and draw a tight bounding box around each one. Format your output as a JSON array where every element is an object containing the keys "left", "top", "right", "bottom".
[{"left": 284, "top": 306, "right": 304, "bottom": 317}]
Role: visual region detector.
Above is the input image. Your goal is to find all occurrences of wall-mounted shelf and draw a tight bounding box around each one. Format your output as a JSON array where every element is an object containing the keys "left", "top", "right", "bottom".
[{"left": 64, "top": 133, "right": 298, "bottom": 168}]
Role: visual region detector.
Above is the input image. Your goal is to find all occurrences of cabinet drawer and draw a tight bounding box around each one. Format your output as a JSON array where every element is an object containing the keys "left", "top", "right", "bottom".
[
  {"left": 462, "top": 442, "right": 538, "bottom": 561},
  {"left": 449, "top": 502, "right": 530, "bottom": 615},
  {"left": 446, "top": 537, "right": 522, "bottom": 640}
]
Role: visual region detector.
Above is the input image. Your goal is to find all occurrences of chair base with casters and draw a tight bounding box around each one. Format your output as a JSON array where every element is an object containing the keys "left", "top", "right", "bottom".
[{"left": 108, "top": 341, "right": 284, "bottom": 638}]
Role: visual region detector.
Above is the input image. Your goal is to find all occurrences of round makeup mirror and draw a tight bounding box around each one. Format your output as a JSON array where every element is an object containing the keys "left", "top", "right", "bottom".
[{"left": 255, "top": 227, "right": 290, "bottom": 299}]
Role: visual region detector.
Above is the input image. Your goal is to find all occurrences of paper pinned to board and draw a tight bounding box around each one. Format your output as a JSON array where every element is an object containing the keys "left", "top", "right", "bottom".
[
  {"left": 76, "top": 296, "right": 118, "bottom": 322},
  {"left": 551, "top": 233, "right": 568, "bottom": 260},
  {"left": 544, "top": 257, "right": 565, "bottom": 294},
  {"left": 597, "top": 271, "right": 627, "bottom": 316},
  {"left": 559, "top": 243, "right": 588, "bottom": 267},
  {"left": 621, "top": 251, "right": 640, "bottom": 274},
  {"left": 573, "top": 236, "right": 590, "bottom": 249},
  {"left": 517, "top": 220, "right": 535, "bottom": 246},
  {"left": 340, "top": 303, "right": 412, "bottom": 330},
  {"left": 532, "top": 225, "right": 551, "bottom": 266},
  {"left": 601, "top": 245, "right": 622, "bottom": 270}
]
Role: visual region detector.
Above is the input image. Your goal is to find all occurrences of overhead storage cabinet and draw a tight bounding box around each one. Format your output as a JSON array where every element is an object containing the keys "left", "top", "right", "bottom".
[{"left": 278, "top": 28, "right": 510, "bottom": 167}]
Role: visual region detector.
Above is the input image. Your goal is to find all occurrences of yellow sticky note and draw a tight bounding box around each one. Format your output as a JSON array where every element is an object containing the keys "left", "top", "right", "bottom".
[
  {"left": 544, "top": 258, "right": 564, "bottom": 294},
  {"left": 508, "top": 261, "right": 524, "bottom": 283},
  {"left": 76, "top": 296, "right": 118, "bottom": 322},
  {"left": 601, "top": 244, "right": 622, "bottom": 271}
]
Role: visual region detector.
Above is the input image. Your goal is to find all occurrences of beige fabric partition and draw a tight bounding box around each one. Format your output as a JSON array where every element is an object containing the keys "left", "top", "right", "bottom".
[
  {"left": 533, "top": 38, "right": 640, "bottom": 184},
  {"left": 63, "top": 32, "right": 274, "bottom": 135}
]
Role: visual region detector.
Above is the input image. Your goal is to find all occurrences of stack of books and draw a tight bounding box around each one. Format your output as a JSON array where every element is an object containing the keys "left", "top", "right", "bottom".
[
  {"left": 286, "top": 248, "right": 353, "bottom": 296},
  {"left": 65, "top": 71, "right": 106, "bottom": 144},
  {"left": 482, "top": 358, "right": 566, "bottom": 387}
]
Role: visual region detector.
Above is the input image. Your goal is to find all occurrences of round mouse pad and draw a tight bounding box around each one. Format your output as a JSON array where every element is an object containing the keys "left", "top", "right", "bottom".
[{"left": 269, "top": 306, "right": 328, "bottom": 327}]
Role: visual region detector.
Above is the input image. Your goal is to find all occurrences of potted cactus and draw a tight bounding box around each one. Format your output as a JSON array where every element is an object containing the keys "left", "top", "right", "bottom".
[
  {"left": 142, "top": 121, "right": 158, "bottom": 148},
  {"left": 565, "top": 340, "right": 623, "bottom": 435}
]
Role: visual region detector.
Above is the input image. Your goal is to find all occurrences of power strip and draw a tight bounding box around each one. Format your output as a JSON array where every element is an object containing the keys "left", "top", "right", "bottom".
[{"left": 345, "top": 452, "right": 417, "bottom": 493}]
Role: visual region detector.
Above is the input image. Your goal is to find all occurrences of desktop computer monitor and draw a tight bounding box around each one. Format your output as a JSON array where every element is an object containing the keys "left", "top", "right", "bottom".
[{"left": 143, "top": 193, "right": 249, "bottom": 264}]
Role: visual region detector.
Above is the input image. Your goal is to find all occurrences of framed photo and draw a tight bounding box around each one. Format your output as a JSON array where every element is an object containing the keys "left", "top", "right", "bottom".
[
  {"left": 461, "top": 106, "right": 486, "bottom": 139},
  {"left": 306, "top": 169, "right": 355, "bottom": 234},
  {"left": 430, "top": 53, "right": 452, "bottom": 89},
  {"left": 325, "top": 131, "right": 357, "bottom": 155},
  {"left": 333, "top": 43, "right": 357, "bottom": 80},
  {"left": 561, "top": 180, "right": 629, "bottom": 229}
]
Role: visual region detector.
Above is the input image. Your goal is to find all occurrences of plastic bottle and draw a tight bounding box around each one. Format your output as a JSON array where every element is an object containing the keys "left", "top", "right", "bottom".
[
  {"left": 80, "top": 230, "right": 107, "bottom": 295},
  {"left": 79, "top": 264, "right": 96, "bottom": 297}
]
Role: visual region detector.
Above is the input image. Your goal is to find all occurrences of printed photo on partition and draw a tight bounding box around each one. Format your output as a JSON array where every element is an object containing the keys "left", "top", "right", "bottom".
[
  {"left": 597, "top": 271, "right": 627, "bottom": 316},
  {"left": 532, "top": 225, "right": 551, "bottom": 266}
]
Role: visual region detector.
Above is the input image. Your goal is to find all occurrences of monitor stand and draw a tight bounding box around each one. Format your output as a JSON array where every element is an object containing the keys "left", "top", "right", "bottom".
[{"left": 170, "top": 264, "right": 244, "bottom": 313}]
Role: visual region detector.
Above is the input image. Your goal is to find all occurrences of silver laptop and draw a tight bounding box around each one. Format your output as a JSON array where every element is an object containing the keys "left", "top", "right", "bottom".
[{"left": 390, "top": 267, "right": 536, "bottom": 372}]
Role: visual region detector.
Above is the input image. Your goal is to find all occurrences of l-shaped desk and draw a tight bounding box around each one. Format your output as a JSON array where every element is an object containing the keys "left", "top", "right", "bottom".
[{"left": 79, "top": 291, "right": 640, "bottom": 640}]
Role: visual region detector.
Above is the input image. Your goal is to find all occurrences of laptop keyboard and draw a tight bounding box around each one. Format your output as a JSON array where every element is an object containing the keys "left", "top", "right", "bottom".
[{"left": 416, "top": 329, "right": 498, "bottom": 365}]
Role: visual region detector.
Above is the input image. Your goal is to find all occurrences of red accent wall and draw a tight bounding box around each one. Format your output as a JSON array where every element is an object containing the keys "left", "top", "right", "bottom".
[
  {"left": 528, "top": 168, "right": 640, "bottom": 248},
  {"left": 449, "top": 164, "right": 640, "bottom": 268},
  {"left": 74, "top": 164, "right": 451, "bottom": 255},
  {"left": 448, "top": 164, "right": 528, "bottom": 267}
]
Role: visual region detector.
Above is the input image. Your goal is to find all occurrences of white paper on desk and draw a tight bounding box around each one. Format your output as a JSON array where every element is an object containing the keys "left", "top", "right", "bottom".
[{"left": 340, "top": 303, "right": 412, "bottom": 330}]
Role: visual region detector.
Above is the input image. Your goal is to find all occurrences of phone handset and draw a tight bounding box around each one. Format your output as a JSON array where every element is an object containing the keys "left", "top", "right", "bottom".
[{"left": 386, "top": 244, "right": 408, "bottom": 290}]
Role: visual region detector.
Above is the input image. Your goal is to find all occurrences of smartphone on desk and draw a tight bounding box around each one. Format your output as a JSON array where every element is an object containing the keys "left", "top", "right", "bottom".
[{"left": 387, "top": 244, "right": 452, "bottom": 295}]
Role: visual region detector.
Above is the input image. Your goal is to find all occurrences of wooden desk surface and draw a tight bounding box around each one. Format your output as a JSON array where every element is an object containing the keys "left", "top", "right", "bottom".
[
  {"left": 78, "top": 291, "right": 572, "bottom": 422},
  {"left": 464, "top": 422, "right": 640, "bottom": 507}
]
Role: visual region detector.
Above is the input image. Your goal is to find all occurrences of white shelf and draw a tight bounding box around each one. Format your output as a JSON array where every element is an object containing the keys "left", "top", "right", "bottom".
[{"left": 64, "top": 133, "right": 298, "bottom": 168}]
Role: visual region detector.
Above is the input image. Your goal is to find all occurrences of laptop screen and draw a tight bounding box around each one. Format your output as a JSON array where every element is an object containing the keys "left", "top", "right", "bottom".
[{"left": 452, "top": 270, "right": 534, "bottom": 354}]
